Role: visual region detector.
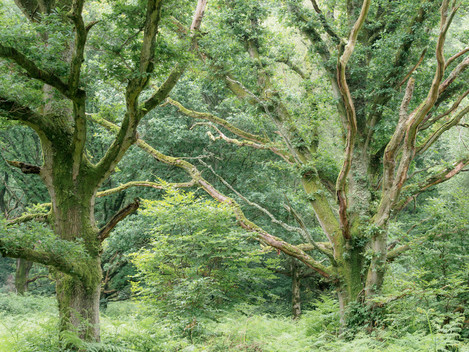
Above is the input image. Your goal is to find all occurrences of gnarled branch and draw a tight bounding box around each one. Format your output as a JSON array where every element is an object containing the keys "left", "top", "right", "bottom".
[
  {"left": 96, "top": 180, "right": 195, "bottom": 198},
  {"left": 395, "top": 154, "right": 469, "bottom": 214},
  {"left": 167, "top": 97, "right": 270, "bottom": 145},
  {"left": 335, "top": 0, "right": 371, "bottom": 239},
  {"left": 90, "top": 115, "right": 333, "bottom": 279},
  {"left": 0, "top": 44, "right": 72, "bottom": 99},
  {"left": 98, "top": 198, "right": 140, "bottom": 242}
]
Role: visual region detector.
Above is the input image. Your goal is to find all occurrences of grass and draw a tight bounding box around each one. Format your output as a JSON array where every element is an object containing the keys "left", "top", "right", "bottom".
[{"left": 0, "top": 293, "right": 468, "bottom": 352}]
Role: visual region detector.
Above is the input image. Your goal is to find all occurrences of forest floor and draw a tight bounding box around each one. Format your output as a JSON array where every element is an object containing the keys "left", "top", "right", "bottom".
[{"left": 0, "top": 294, "right": 468, "bottom": 352}]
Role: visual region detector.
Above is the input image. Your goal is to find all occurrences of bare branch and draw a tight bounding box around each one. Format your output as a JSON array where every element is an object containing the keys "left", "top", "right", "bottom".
[
  {"left": 417, "top": 105, "right": 469, "bottom": 154},
  {"left": 420, "top": 89, "right": 469, "bottom": 130},
  {"left": 395, "top": 154, "right": 469, "bottom": 214},
  {"left": 397, "top": 49, "right": 427, "bottom": 88},
  {"left": 224, "top": 76, "right": 305, "bottom": 165},
  {"left": 26, "top": 275, "right": 49, "bottom": 285},
  {"left": 98, "top": 198, "right": 140, "bottom": 242},
  {"left": 6, "top": 160, "right": 41, "bottom": 174},
  {"left": 445, "top": 46, "right": 469, "bottom": 68},
  {"left": 283, "top": 201, "right": 336, "bottom": 263},
  {"left": 439, "top": 56, "right": 469, "bottom": 94},
  {"left": 196, "top": 123, "right": 292, "bottom": 163},
  {"left": 200, "top": 159, "right": 317, "bottom": 246}
]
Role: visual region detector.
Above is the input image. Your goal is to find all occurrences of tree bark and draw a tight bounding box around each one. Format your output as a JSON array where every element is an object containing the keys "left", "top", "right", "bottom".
[
  {"left": 56, "top": 268, "right": 101, "bottom": 343},
  {"left": 291, "top": 260, "right": 301, "bottom": 319},
  {"left": 15, "top": 258, "right": 33, "bottom": 295}
]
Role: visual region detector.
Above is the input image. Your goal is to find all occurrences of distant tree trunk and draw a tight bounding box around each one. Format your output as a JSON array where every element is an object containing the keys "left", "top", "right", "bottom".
[
  {"left": 15, "top": 258, "right": 33, "bottom": 294},
  {"left": 291, "top": 260, "right": 301, "bottom": 319}
]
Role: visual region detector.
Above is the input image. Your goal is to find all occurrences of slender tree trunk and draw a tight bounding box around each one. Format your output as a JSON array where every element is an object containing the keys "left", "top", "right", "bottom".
[
  {"left": 15, "top": 258, "right": 33, "bottom": 294},
  {"left": 291, "top": 260, "right": 301, "bottom": 319}
]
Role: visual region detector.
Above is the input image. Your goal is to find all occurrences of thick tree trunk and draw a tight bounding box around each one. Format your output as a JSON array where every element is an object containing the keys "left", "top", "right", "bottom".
[
  {"left": 51, "top": 200, "right": 102, "bottom": 345},
  {"left": 15, "top": 258, "right": 33, "bottom": 294},
  {"left": 334, "top": 241, "right": 366, "bottom": 324},
  {"left": 56, "top": 268, "right": 101, "bottom": 343},
  {"left": 365, "top": 230, "right": 388, "bottom": 299},
  {"left": 40, "top": 144, "right": 103, "bottom": 345}
]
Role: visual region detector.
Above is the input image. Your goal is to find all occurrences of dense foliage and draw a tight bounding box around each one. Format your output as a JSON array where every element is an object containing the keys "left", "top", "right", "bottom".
[{"left": 0, "top": 0, "right": 467, "bottom": 349}]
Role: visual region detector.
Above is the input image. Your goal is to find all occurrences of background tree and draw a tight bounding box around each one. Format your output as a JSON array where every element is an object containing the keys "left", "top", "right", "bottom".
[{"left": 124, "top": 0, "right": 468, "bottom": 322}]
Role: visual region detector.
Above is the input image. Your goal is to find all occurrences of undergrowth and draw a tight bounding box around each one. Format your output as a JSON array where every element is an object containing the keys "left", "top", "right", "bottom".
[{"left": 0, "top": 293, "right": 468, "bottom": 351}]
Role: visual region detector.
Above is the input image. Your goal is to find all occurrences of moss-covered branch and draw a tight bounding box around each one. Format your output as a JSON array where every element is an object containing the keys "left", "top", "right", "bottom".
[
  {"left": 335, "top": 0, "right": 371, "bottom": 239},
  {"left": 7, "top": 212, "right": 49, "bottom": 225},
  {"left": 140, "top": 0, "right": 207, "bottom": 116},
  {"left": 94, "top": 0, "right": 208, "bottom": 187},
  {"left": 0, "top": 96, "right": 50, "bottom": 134},
  {"left": 141, "top": 64, "right": 185, "bottom": 115},
  {"left": 0, "top": 221, "right": 91, "bottom": 282},
  {"left": 0, "top": 44, "right": 72, "bottom": 99},
  {"left": 96, "top": 180, "right": 195, "bottom": 198},
  {"left": 90, "top": 116, "right": 333, "bottom": 279},
  {"left": 67, "top": 0, "right": 87, "bottom": 95},
  {"left": 167, "top": 97, "right": 271, "bottom": 145}
]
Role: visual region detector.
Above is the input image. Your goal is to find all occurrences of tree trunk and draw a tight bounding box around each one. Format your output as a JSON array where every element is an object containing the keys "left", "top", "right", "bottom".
[
  {"left": 15, "top": 258, "right": 33, "bottom": 294},
  {"left": 56, "top": 269, "right": 101, "bottom": 343},
  {"left": 334, "top": 240, "right": 366, "bottom": 324},
  {"left": 41, "top": 146, "right": 103, "bottom": 345},
  {"left": 51, "top": 198, "right": 102, "bottom": 345},
  {"left": 291, "top": 260, "right": 301, "bottom": 319},
  {"left": 365, "top": 230, "right": 388, "bottom": 299}
]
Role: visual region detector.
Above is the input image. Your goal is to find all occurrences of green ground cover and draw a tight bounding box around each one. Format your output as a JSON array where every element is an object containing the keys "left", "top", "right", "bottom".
[{"left": 1, "top": 294, "right": 467, "bottom": 352}]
